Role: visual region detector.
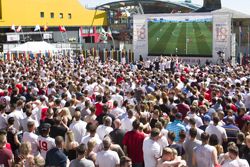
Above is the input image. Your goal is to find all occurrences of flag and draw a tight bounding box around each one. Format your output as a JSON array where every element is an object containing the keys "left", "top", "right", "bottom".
[
  {"left": 16, "top": 24, "right": 22, "bottom": 32},
  {"left": 43, "top": 25, "right": 48, "bottom": 31},
  {"left": 10, "top": 23, "right": 15, "bottom": 31},
  {"left": 107, "top": 27, "right": 112, "bottom": 37},
  {"left": 59, "top": 25, "right": 66, "bottom": 32},
  {"left": 101, "top": 27, "right": 106, "bottom": 35},
  {"left": 247, "top": 25, "right": 249, "bottom": 39},
  {"left": 239, "top": 26, "right": 243, "bottom": 39},
  {"left": 34, "top": 24, "right": 40, "bottom": 31}
]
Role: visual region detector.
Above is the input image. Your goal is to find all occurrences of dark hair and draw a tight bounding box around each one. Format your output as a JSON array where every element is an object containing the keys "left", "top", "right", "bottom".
[
  {"left": 151, "top": 128, "right": 161, "bottom": 138},
  {"left": 167, "top": 131, "right": 176, "bottom": 141},
  {"left": 120, "top": 156, "right": 131, "bottom": 167},
  {"left": 213, "top": 116, "right": 219, "bottom": 124},
  {"left": 178, "top": 129, "right": 186, "bottom": 139},
  {"left": 89, "top": 124, "right": 97, "bottom": 134},
  {"left": 201, "top": 132, "right": 210, "bottom": 143},
  {"left": 8, "top": 117, "right": 15, "bottom": 125},
  {"left": 189, "top": 127, "right": 197, "bottom": 138},
  {"left": 76, "top": 144, "right": 86, "bottom": 155},
  {"left": 132, "top": 119, "right": 140, "bottom": 130},
  {"left": 189, "top": 118, "right": 196, "bottom": 126},
  {"left": 228, "top": 146, "right": 239, "bottom": 156}
]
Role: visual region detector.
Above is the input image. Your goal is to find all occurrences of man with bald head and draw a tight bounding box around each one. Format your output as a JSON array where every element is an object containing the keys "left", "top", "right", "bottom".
[
  {"left": 109, "top": 119, "right": 126, "bottom": 149},
  {"left": 222, "top": 116, "right": 240, "bottom": 152}
]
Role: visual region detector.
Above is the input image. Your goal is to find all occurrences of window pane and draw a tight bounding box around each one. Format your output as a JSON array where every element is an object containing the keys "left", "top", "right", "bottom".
[
  {"left": 51, "top": 13, "right": 54, "bottom": 18},
  {"left": 60, "top": 13, "right": 63, "bottom": 19},
  {"left": 68, "top": 13, "right": 71, "bottom": 19},
  {"left": 40, "top": 12, "right": 44, "bottom": 18}
]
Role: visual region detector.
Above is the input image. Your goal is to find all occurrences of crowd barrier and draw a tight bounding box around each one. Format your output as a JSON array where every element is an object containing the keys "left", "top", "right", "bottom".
[
  {"left": 0, "top": 48, "right": 135, "bottom": 64},
  {"left": 238, "top": 53, "right": 250, "bottom": 65}
]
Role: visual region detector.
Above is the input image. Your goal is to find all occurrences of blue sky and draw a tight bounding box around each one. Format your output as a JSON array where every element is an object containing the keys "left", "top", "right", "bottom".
[{"left": 78, "top": 0, "right": 250, "bottom": 16}]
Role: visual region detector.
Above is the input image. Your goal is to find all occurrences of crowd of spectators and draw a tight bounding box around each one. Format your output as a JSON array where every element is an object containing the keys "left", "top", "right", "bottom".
[{"left": 0, "top": 54, "right": 249, "bottom": 167}]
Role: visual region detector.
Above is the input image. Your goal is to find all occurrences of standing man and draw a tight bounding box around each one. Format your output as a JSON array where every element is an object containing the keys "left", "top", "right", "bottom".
[
  {"left": 134, "top": 82, "right": 147, "bottom": 103},
  {"left": 166, "top": 113, "right": 185, "bottom": 142},
  {"left": 37, "top": 123, "right": 56, "bottom": 159},
  {"left": 143, "top": 128, "right": 161, "bottom": 167},
  {"left": 95, "top": 136, "right": 120, "bottom": 167},
  {"left": 69, "top": 144, "right": 95, "bottom": 167},
  {"left": 69, "top": 111, "right": 87, "bottom": 144},
  {"left": 45, "top": 136, "right": 68, "bottom": 167},
  {"left": 109, "top": 119, "right": 126, "bottom": 150},
  {"left": 176, "top": 95, "right": 190, "bottom": 119},
  {"left": 193, "top": 132, "right": 218, "bottom": 167},
  {"left": 183, "top": 127, "right": 202, "bottom": 167},
  {"left": 123, "top": 119, "right": 146, "bottom": 167},
  {"left": 0, "top": 134, "right": 13, "bottom": 167}
]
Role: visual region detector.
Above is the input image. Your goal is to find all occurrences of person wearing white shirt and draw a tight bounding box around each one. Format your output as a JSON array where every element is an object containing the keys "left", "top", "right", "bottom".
[
  {"left": 186, "top": 118, "right": 204, "bottom": 141},
  {"left": 143, "top": 128, "right": 161, "bottom": 167},
  {"left": 95, "top": 137, "right": 120, "bottom": 167},
  {"left": 81, "top": 124, "right": 102, "bottom": 153},
  {"left": 206, "top": 116, "right": 227, "bottom": 145},
  {"left": 37, "top": 123, "right": 56, "bottom": 159},
  {"left": 187, "top": 105, "right": 203, "bottom": 128},
  {"left": 0, "top": 103, "right": 7, "bottom": 129},
  {"left": 23, "top": 121, "right": 40, "bottom": 156},
  {"left": 111, "top": 102, "right": 124, "bottom": 117},
  {"left": 0, "top": 90, "right": 11, "bottom": 113},
  {"left": 145, "top": 58, "right": 151, "bottom": 70},
  {"left": 112, "top": 89, "right": 123, "bottom": 108},
  {"left": 20, "top": 109, "right": 38, "bottom": 133},
  {"left": 69, "top": 111, "right": 87, "bottom": 144},
  {"left": 221, "top": 145, "right": 249, "bottom": 167},
  {"left": 96, "top": 117, "right": 113, "bottom": 141},
  {"left": 7, "top": 103, "right": 24, "bottom": 135},
  {"left": 121, "top": 110, "right": 136, "bottom": 132}
]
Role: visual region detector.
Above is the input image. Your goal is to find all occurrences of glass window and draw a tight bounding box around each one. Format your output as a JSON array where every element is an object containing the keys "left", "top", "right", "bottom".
[
  {"left": 68, "top": 13, "right": 71, "bottom": 19},
  {"left": 239, "top": 21, "right": 242, "bottom": 26},
  {"left": 96, "top": 27, "right": 101, "bottom": 33},
  {"left": 40, "top": 12, "right": 44, "bottom": 18},
  {"left": 60, "top": 13, "right": 63, "bottom": 19},
  {"left": 51, "top": 13, "right": 54, "bottom": 18},
  {"left": 233, "top": 22, "right": 236, "bottom": 27},
  {"left": 82, "top": 27, "right": 94, "bottom": 34}
]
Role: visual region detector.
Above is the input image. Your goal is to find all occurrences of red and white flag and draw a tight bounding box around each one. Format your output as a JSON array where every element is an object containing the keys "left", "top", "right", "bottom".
[
  {"left": 16, "top": 24, "right": 22, "bottom": 32},
  {"left": 10, "top": 23, "right": 15, "bottom": 31}
]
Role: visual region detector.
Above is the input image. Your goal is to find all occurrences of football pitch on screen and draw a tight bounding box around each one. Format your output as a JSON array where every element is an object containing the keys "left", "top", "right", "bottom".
[{"left": 148, "top": 22, "right": 213, "bottom": 56}]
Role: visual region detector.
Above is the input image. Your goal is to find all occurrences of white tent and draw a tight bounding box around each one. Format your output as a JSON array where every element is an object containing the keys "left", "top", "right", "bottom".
[{"left": 10, "top": 41, "right": 58, "bottom": 53}]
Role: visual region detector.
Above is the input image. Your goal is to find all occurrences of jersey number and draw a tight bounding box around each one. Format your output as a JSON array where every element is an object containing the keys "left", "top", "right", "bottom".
[{"left": 39, "top": 141, "right": 48, "bottom": 151}]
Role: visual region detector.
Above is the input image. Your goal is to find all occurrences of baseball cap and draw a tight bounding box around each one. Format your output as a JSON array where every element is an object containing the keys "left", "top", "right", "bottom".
[
  {"left": 204, "top": 115, "right": 211, "bottom": 123},
  {"left": 175, "top": 112, "right": 182, "bottom": 120},
  {"left": 41, "top": 123, "right": 51, "bottom": 132}
]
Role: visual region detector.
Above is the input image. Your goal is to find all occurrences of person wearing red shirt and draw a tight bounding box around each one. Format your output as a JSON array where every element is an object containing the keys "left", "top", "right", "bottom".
[
  {"left": 94, "top": 94, "right": 104, "bottom": 116},
  {"left": 180, "top": 72, "right": 186, "bottom": 82},
  {"left": 198, "top": 95, "right": 205, "bottom": 107},
  {"left": 176, "top": 95, "right": 190, "bottom": 120},
  {"left": 206, "top": 84, "right": 215, "bottom": 101},
  {"left": 223, "top": 97, "right": 238, "bottom": 113},
  {"left": 123, "top": 119, "right": 146, "bottom": 167},
  {"left": 235, "top": 107, "right": 250, "bottom": 130}
]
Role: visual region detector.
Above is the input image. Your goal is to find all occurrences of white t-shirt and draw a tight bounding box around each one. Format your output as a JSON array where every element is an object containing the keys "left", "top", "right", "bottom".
[
  {"left": 0, "top": 113, "right": 7, "bottom": 129},
  {"left": 111, "top": 94, "right": 123, "bottom": 108},
  {"left": 186, "top": 127, "right": 204, "bottom": 141},
  {"left": 143, "top": 137, "right": 161, "bottom": 167},
  {"left": 205, "top": 124, "right": 227, "bottom": 145},
  {"left": 23, "top": 132, "right": 40, "bottom": 156},
  {"left": 7, "top": 111, "right": 24, "bottom": 134},
  {"left": 76, "top": 102, "right": 85, "bottom": 111},
  {"left": 81, "top": 136, "right": 102, "bottom": 153},
  {"left": 20, "top": 117, "right": 37, "bottom": 133},
  {"left": 37, "top": 135, "right": 56, "bottom": 159},
  {"left": 145, "top": 60, "right": 151, "bottom": 68},
  {"left": 1, "top": 96, "right": 10, "bottom": 112},
  {"left": 222, "top": 159, "right": 249, "bottom": 167},
  {"left": 165, "top": 61, "right": 171, "bottom": 69},
  {"left": 95, "top": 150, "right": 120, "bottom": 167},
  {"left": 121, "top": 117, "right": 136, "bottom": 132},
  {"left": 69, "top": 120, "right": 87, "bottom": 144},
  {"left": 187, "top": 114, "right": 203, "bottom": 128},
  {"left": 96, "top": 125, "right": 113, "bottom": 141},
  {"left": 110, "top": 107, "right": 124, "bottom": 117}
]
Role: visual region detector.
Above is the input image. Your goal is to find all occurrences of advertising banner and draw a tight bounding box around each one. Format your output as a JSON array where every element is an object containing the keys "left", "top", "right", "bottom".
[
  {"left": 43, "top": 33, "right": 52, "bottom": 39},
  {"left": 7, "top": 35, "right": 20, "bottom": 42}
]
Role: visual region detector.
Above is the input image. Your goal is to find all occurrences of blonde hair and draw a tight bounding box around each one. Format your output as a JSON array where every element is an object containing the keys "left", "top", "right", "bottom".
[
  {"left": 64, "top": 130, "right": 75, "bottom": 151},
  {"left": 19, "top": 141, "right": 31, "bottom": 156},
  {"left": 215, "top": 144, "right": 224, "bottom": 158},
  {"left": 33, "top": 156, "right": 45, "bottom": 167},
  {"left": 87, "top": 138, "right": 96, "bottom": 150},
  {"left": 162, "top": 147, "right": 173, "bottom": 156},
  {"left": 62, "top": 107, "right": 72, "bottom": 120}
]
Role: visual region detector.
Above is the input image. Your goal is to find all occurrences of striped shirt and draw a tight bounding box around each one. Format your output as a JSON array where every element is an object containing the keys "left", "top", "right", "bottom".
[
  {"left": 123, "top": 130, "right": 146, "bottom": 163},
  {"left": 166, "top": 120, "right": 185, "bottom": 142}
]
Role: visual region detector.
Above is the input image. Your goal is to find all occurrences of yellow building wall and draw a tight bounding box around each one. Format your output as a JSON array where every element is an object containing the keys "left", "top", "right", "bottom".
[{"left": 0, "top": 0, "right": 107, "bottom": 27}]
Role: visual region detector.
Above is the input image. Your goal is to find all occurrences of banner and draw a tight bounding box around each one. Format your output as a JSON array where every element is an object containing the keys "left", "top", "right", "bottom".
[
  {"left": 133, "top": 12, "right": 231, "bottom": 65},
  {"left": 43, "top": 33, "right": 52, "bottom": 39},
  {"left": 7, "top": 35, "right": 20, "bottom": 41}
]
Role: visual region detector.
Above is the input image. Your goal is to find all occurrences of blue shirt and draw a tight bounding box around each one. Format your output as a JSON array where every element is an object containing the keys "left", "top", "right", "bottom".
[
  {"left": 166, "top": 120, "right": 185, "bottom": 142},
  {"left": 45, "top": 148, "right": 67, "bottom": 167}
]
